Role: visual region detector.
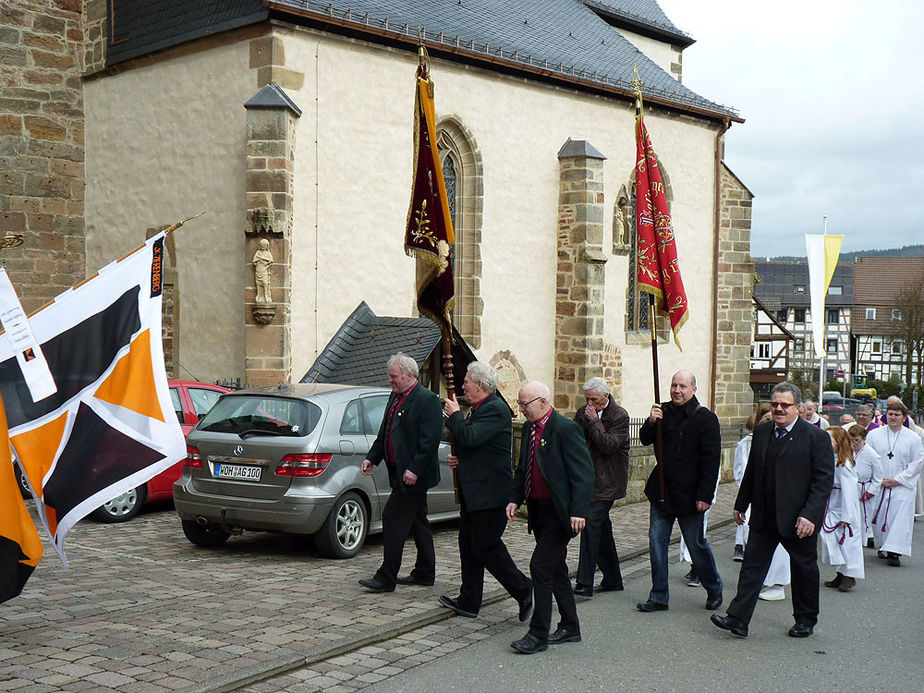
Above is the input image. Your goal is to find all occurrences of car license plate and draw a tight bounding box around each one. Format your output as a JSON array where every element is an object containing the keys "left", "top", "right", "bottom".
[{"left": 214, "top": 463, "right": 262, "bottom": 482}]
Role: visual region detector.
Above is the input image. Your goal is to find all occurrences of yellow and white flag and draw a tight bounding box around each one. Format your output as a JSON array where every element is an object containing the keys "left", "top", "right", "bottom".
[{"left": 805, "top": 233, "right": 843, "bottom": 357}]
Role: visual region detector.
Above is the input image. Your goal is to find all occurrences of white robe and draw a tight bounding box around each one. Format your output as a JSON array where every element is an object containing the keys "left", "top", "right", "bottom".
[
  {"left": 853, "top": 444, "right": 882, "bottom": 536},
  {"left": 867, "top": 426, "right": 924, "bottom": 555},
  {"left": 733, "top": 435, "right": 751, "bottom": 546},
  {"left": 916, "top": 426, "right": 924, "bottom": 517},
  {"left": 820, "top": 461, "right": 865, "bottom": 579},
  {"left": 732, "top": 435, "right": 790, "bottom": 587}
]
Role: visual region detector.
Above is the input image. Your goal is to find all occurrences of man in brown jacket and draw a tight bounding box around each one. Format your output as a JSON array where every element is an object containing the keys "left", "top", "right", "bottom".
[{"left": 573, "top": 377, "right": 630, "bottom": 599}]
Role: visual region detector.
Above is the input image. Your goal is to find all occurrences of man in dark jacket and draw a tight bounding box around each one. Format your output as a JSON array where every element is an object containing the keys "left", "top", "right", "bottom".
[
  {"left": 712, "top": 381, "right": 834, "bottom": 638},
  {"left": 358, "top": 353, "right": 442, "bottom": 593},
  {"left": 573, "top": 377, "right": 630, "bottom": 599},
  {"left": 637, "top": 370, "right": 723, "bottom": 613},
  {"left": 506, "top": 381, "right": 594, "bottom": 654},
  {"left": 438, "top": 362, "right": 532, "bottom": 621}
]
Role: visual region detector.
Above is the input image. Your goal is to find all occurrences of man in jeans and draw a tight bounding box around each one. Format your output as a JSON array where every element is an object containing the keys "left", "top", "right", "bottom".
[{"left": 636, "top": 370, "right": 723, "bottom": 613}]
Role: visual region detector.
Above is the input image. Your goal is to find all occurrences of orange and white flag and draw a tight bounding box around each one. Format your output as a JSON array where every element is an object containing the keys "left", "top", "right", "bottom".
[{"left": 0, "top": 232, "right": 186, "bottom": 564}]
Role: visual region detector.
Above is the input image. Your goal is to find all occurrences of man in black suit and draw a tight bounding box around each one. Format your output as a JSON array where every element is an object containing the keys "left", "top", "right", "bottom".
[
  {"left": 712, "top": 381, "right": 834, "bottom": 638},
  {"left": 438, "top": 362, "right": 532, "bottom": 621},
  {"left": 507, "top": 381, "right": 594, "bottom": 654},
  {"left": 358, "top": 353, "right": 442, "bottom": 592}
]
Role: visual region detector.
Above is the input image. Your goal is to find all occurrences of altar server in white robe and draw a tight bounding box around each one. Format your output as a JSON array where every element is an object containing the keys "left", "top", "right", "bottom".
[
  {"left": 866, "top": 400, "right": 924, "bottom": 567},
  {"left": 848, "top": 424, "right": 882, "bottom": 543},
  {"left": 821, "top": 427, "right": 864, "bottom": 591}
]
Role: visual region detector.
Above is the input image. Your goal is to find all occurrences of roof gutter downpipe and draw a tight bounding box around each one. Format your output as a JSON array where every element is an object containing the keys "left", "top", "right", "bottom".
[{"left": 709, "top": 117, "right": 732, "bottom": 410}]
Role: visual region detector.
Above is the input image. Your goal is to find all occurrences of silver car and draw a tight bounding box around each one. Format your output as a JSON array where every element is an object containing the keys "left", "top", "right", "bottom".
[{"left": 174, "top": 383, "right": 458, "bottom": 558}]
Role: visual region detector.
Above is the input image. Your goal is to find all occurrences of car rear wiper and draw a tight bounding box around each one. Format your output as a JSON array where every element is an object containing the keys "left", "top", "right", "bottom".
[{"left": 238, "top": 428, "right": 289, "bottom": 439}]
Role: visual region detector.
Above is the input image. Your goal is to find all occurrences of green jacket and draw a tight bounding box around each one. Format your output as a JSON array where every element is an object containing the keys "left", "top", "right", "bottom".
[
  {"left": 445, "top": 392, "right": 513, "bottom": 511},
  {"left": 511, "top": 409, "right": 594, "bottom": 528},
  {"left": 367, "top": 383, "right": 442, "bottom": 492}
]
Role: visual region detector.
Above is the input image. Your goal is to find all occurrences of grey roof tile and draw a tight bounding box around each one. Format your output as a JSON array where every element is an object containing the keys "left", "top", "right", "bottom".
[{"left": 106, "top": 1, "right": 736, "bottom": 119}]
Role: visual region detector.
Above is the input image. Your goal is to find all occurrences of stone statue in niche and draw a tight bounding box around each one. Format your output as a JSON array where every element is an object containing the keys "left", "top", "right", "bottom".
[
  {"left": 253, "top": 238, "right": 274, "bottom": 303},
  {"left": 614, "top": 205, "right": 628, "bottom": 246}
]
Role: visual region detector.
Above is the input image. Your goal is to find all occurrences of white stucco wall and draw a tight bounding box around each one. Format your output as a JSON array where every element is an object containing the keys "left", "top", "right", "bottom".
[
  {"left": 282, "top": 28, "right": 720, "bottom": 415},
  {"left": 84, "top": 25, "right": 723, "bottom": 418},
  {"left": 84, "top": 40, "right": 252, "bottom": 382},
  {"left": 616, "top": 29, "right": 678, "bottom": 77}
]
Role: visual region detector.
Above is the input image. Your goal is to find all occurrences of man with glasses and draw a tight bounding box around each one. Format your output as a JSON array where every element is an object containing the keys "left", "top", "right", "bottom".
[
  {"left": 506, "top": 381, "right": 593, "bottom": 654},
  {"left": 712, "top": 382, "right": 834, "bottom": 639},
  {"left": 854, "top": 405, "right": 879, "bottom": 432},
  {"left": 636, "top": 370, "right": 723, "bottom": 615}
]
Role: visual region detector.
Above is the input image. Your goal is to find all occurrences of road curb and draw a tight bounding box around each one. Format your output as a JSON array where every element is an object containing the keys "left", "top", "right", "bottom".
[{"left": 188, "top": 516, "right": 735, "bottom": 691}]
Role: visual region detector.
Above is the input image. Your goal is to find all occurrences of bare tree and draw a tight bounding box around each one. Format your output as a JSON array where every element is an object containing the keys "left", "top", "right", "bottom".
[{"left": 894, "top": 276, "right": 924, "bottom": 386}]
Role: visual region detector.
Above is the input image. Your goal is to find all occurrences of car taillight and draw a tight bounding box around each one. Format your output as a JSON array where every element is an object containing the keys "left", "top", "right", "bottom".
[
  {"left": 275, "top": 453, "right": 332, "bottom": 477},
  {"left": 184, "top": 446, "right": 203, "bottom": 468}
]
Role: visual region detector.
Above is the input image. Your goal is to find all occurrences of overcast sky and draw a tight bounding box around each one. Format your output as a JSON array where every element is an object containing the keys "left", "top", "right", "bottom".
[{"left": 656, "top": 0, "right": 924, "bottom": 258}]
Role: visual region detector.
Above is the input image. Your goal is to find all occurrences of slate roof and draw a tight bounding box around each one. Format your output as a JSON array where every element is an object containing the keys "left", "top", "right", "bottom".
[
  {"left": 105, "top": 0, "right": 738, "bottom": 121},
  {"left": 852, "top": 256, "right": 924, "bottom": 335},
  {"left": 754, "top": 260, "right": 854, "bottom": 309},
  {"left": 582, "top": 0, "right": 693, "bottom": 46},
  {"left": 301, "top": 301, "right": 475, "bottom": 389},
  {"left": 107, "top": 0, "right": 269, "bottom": 65}
]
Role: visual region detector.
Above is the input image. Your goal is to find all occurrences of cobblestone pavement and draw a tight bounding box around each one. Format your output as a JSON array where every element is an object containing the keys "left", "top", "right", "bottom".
[{"left": 0, "top": 484, "right": 738, "bottom": 691}]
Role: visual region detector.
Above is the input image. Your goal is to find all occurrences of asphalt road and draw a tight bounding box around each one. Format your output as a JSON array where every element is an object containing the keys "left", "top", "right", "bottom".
[{"left": 365, "top": 520, "right": 924, "bottom": 693}]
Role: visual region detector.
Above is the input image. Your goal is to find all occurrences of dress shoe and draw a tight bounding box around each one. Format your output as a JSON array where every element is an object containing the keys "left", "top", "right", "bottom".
[
  {"left": 823, "top": 572, "right": 843, "bottom": 588},
  {"left": 733, "top": 544, "right": 745, "bottom": 562},
  {"left": 573, "top": 584, "right": 594, "bottom": 600},
  {"left": 358, "top": 577, "right": 394, "bottom": 593},
  {"left": 510, "top": 633, "right": 548, "bottom": 654},
  {"left": 705, "top": 594, "right": 723, "bottom": 611},
  {"left": 394, "top": 574, "right": 434, "bottom": 586},
  {"left": 711, "top": 613, "right": 748, "bottom": 638},
  {"left": 518, "top": 592, "right": 533, "bottom": 623},
  {"left": 598, "top": 580, "right": 624, "bottom": 592},
  {"left": 548, "top": 626, "right": 582, "bottom": 644},
  {"left": 866, "top": 537, "right": 876, "bottom": 549},
  {"left": 886, "top": 552, "right": 901, "bottom": 567},
  {"left": 636, "top": 600, "right": 668, "bottom": 612},
  {"left": 438, "top": 594, "right": 477, "bottom": 618},
  {"left": 837, "top": 576, "right": 856, "bottom": 592},
  {"left": 788, "top": 623, "right": 814, "bottom": 638}
]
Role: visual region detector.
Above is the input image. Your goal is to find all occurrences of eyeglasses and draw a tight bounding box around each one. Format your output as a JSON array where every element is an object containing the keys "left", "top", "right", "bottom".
[
  {"left": 770, "top": 402, "right": 795, "bottom": 410},
  {"left": 517, "top": 396, "right": 542, "bottom": 408}
]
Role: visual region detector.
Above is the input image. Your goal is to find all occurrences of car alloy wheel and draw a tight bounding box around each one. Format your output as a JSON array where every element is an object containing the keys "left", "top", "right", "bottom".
[
  {"left": 315, "top": 491, "right": 367, "bottom": 559},
  {"left": 92, "top": 485, "right": 146, "bottom": 523}
]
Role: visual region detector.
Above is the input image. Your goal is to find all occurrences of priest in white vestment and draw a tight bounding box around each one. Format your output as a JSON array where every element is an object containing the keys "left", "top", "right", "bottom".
[{"left": 866, "top": 402, "right": 924, "bottom": 567}]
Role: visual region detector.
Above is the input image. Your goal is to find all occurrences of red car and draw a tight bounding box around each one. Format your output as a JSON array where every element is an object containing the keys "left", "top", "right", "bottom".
[{"left": 90, "top": 380, "right": 231, "bottom": 522}]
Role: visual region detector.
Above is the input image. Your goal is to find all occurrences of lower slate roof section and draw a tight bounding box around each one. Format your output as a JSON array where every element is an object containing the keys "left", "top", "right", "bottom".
[
  {"left": 107, "top": 0, "right": 269, "bottom": 65},
  {"left": 301, "top": 301, "right": 440, "bottom": 387}
]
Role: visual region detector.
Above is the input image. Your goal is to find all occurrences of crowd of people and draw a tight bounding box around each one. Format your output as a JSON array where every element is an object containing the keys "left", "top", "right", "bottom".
[{"left": 355, "top": 353, "right": 923, "bottom": 653}]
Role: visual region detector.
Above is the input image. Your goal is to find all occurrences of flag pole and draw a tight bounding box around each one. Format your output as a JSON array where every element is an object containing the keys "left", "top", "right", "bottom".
[
  {"left": 818, "top": 215, "right": 827, "bottom": 404},
  {"left": 24, "top": 212, "right": 207, "bottom": 318},
  {"left": 633, "top": 69, "right": 665, "bottom": 501}
]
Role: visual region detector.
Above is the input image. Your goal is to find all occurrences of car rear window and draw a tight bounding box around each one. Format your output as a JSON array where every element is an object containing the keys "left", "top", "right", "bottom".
[{"left": 197, "top": 395, "right": 321, "bottom": 437}]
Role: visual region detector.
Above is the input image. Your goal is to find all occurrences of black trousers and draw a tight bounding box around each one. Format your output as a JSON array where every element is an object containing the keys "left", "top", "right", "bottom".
[
  {"left": 374, "top": 487, "right": 435, "bottom": 588},
  {"left": 457, "top": 502, "right": 531, "bottom": 613},
  {"left": 527, "top": 499, "right": 579, "bottom": 639},
  {"left": 726, "top": 525, "right": 820, "bottom": 627},
  {"left": 576, "top": 498, "right": 623, "bottom": 589}
]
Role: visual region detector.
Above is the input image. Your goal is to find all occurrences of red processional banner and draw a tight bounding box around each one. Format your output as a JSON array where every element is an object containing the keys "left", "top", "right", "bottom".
[
  {"left": 634, "top": 111, "right": 689, "bottom": 348},
  {"left": 404, "top": 58, "right": 455, "bottom": 341}
]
